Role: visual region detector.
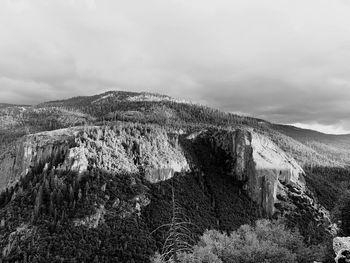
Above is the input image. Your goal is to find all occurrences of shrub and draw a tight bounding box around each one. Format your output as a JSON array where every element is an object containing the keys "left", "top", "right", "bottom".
[{"left": 152, "top": 219, "right": 326, "bottom": 263}]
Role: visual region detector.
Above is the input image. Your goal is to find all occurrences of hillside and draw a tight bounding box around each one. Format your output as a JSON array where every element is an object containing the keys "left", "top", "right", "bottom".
[
  {"left": 0, "top": 123, "right": 338, "bottom": 262},
  {"left": 2, "top": 90, "right": 348, "bottom": 169},
  {"left": 39, "top": 91, "right": 189, "bottom": 108},
  {"left": 0, "top": 90, "right": 349, "bottom": 262},
  {"left": 35, "top": 91, "right": 350, "bottom": 167},
  {"left": 273, "top": 124, "right": 350, "bottom": 166}
]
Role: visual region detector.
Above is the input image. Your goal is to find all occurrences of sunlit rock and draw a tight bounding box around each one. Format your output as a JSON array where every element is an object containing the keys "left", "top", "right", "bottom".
[
  {"left": 334, "top": 237, "right": 350, "bottom": 263},
  {"left": 2, "top": 224, "right": 35, "bottom": 257}
]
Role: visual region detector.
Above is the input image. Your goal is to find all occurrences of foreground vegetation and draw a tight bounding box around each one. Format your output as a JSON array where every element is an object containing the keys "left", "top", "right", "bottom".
[{"left": 152, "top": 219, "right": 326, "bottom": 263}]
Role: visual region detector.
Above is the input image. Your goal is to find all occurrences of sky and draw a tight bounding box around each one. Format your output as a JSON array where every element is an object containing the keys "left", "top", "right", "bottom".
[{"left": 1, "top": 0, "right": 350, "bottom": 134}]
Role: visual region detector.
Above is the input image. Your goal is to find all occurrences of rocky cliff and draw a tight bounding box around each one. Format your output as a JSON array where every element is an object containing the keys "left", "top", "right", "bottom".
[
  {"left": 0, "top": 128, "right": 79, "bottom": 192},
  {"left": 0, "top": 124, "right": 333, "bottom": 230},
  {"left": 0, "top": 124, "right": 189, "bottom": 193},
  {"left": 187, "top": 128, "right": 333, "bottom": 234},
  {"left": 187, "top": 129, "right": 304, "bottom": 216},
  {"left": 0, "top": 123, "right": 338, "bottom": 262}
]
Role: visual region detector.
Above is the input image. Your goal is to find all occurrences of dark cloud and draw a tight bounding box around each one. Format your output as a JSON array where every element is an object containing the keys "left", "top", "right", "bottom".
[{"left": 1, "top": 0, "right": 350, "bottom": 133}]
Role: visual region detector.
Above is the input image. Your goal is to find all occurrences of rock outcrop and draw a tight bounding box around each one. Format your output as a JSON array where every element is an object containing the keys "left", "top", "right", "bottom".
[
  {"left": 194, "top": 129, "right": 305, "bottom": 216},
  {"left": 190, "top": 128, "right": 331, "bottom": 230},
  {"left": 0, "top": 128, "right": 79, "bottom": 192},
  {"left": 0, "top": 124, "right": 189, "bottom": 192},
  {"left": 0, "top": 124, "right": 333, "bottom": 232},
  {"left": 2, "top": 224, "right": 36, "bottom": 258},
  {"left": 250, "top": 131, "right": 306, "bottom": 216},
  {"left": 73, "top": 205, "right": 106, "bottom": 229},
  {"left": 334, "top": 237, "right": 350, "bottom": 263}
]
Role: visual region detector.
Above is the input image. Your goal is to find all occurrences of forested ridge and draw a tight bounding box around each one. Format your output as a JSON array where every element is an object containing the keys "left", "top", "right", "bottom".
[
  {"left": 0, "top": 90, "right": 350, "bottom": 262},
  {"left": 1, "top": 133, "right": 342, "bottom": 262},
  {"left": 2, "top": 91, "right": 349, "bottom": 166}
]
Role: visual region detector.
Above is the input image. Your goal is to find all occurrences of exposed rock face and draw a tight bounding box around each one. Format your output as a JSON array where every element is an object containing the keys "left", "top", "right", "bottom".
[
  {"left": 145, "top": 168, "right": 175, "bottom": 183},
  {"left": 250, "top": 132, "right": 306, "bottom": 216},
  {"left": 74, "top": 205, "right": 106, "bottom": 229},
  {"left": 2, "top": 224, "right": 35, "bottom": 257},
  {"left": 0, "top": 128, "right": 79, "bottom": 192},
  {"left": 0, "top": 124, "right": 332, "bottom": 231},
  {"left": 209, "top": 130, "right": 252, "bottom": 181},
  {"left": 62, "top": 146, "right": 89, "bottom": 175},
  {"left": 202, "top": 129, "right": 316, "bottom": 218},
  {"left": 0, "top": 124, "right": 189, "bottom": 191},
  {"left": 72, "top": 126, "right": 189, "bottom": 182}
]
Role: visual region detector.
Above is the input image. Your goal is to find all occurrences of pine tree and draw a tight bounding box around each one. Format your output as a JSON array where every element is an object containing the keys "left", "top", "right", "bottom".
[
  {"left": 49, "top": 192, "right": 55, "bottom": 216},
  {"left": 34, "top": 185, "right": 43, "bottom": 219},
  {"left": 69, "top": 185, "right": 74, "bottom": 204},
  {"left": 84, "top": 181, "right": 90, "bottom": 198},
  {"left": 151, "top": 180, "right": 195, "bottom": 262}
]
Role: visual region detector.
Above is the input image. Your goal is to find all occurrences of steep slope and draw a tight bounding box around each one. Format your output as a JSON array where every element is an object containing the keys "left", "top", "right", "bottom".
[
  {"left": 274, "top": 124, "right": 350, "bottom": 146},
  {"left": 0, "top": 124, "right": 189, "bottom": 193},
  {"left": 0, "top": 90, "right": 349, "bottom": 261},
  {"left": 0, "top": 123, "right": 335, "bottom": 261},
  {"left": 0, "top": 106, "right": 95, "bottom": 155},
  {"left": 3, "top": 90, "right": 348, "bottom": 168},
  {"left": 34, "top": 90, "right": 350, "bottom": 167},
  {"left": 274, "top": 124, "right": 350, "bottom": 166},
  {"left": 0, "top": 124, "right": 315, "bottom": 218},
  {"left": 187, "top": 129, "right": 334, "bottom": 235},
  {"left": 0, "top": 106, "right": 94, "bottom": 132},
  {"left": 0, "top": 123, "right": 190, "bottom": 262}
]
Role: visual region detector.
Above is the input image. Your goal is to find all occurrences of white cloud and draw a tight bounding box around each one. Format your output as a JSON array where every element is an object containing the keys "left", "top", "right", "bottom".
[
  {"left": 0, "top": 0, "right": 350, "bottom": 133},
  {"left": 291, "top": 123, "right": 350, "bottom": 135},
  {"left": 0, "top": 77, "right": 55, "bottom": 105}
]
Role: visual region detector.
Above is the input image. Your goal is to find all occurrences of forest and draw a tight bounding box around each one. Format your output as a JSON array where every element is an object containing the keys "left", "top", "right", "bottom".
[{"left": 0, "top": 93, "right": 350, "bottom": 262}]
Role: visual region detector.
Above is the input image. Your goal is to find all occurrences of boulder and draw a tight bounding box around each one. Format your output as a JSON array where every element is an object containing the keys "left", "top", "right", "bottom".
[
  {"left": 334, "top": 237, "right": 350, "bottom": 255},
  {"left": 334, "top": 237, "right": 350, "bottom": 263}
]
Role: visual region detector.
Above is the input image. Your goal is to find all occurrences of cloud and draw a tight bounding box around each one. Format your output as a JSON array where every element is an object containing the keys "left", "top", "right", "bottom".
[
  {"left": 0, "top": 0, "right": 350, "bottom": 133},
  {"left": 0, "top": 77, "right": 55, "bottom": 105}
]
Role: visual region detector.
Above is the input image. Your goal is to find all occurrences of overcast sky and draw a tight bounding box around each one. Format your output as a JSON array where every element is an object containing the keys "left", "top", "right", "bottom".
[{"left": 1, "top": 0, "right": 350, "bottom": 134}]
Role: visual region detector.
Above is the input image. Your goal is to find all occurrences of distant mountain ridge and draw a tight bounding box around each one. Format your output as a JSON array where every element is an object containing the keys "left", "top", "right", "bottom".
[
  {"left": 273, "top": 124, "right": 350, "bottom": 166},
  {"left": 39, "top": 90, "right": 190, "bottom": 108},
  {"left": 0, "top": 103, "right": 29, "bottom": 109},
  {"left": 1, "top": 90, "right": 349, "bottom": 167},
  {"left": 274, "top": 124, "right": 350, "bottom": 140}
]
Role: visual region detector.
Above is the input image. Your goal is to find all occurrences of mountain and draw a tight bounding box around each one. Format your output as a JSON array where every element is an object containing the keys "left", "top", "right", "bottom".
[
  {"left": 0, "top": 90, "right": 349, "bottom": 262},
  {"left": 34, "top": 91, "right": 350, "bottom": 167},
  {"left": 39, "top": 91, "right": 189, "bottom": 108},
  {"left": 0, "top": 90, "right": 344, "bottom": 168},
  {"left": 273, "top": 124, "right": 350, "bottom": 166}
]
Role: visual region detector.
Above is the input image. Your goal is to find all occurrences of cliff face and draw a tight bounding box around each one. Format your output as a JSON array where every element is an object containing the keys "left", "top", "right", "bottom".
[
  {"left": 0, "top": 124, "right": 331, "bottom": 230},
  {"left": 250, "top": 131, "right": 306, "bottom": 216},
  {"left": 0, "top": 128, "right": 78, "bottom": 192},
  {"left": 0, "top": 125, "right": 189, "bottom": 192},
  {"left": 193, "top": 129, "right": 305, "bottom": 216},
  {"left": 195, "top": 129, "right": 331, "bottom": 231}
]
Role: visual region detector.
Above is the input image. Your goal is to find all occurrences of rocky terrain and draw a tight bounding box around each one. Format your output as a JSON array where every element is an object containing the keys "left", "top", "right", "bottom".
[{"left": 0, "top": 91, "right": 349, "bottom": 262}]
